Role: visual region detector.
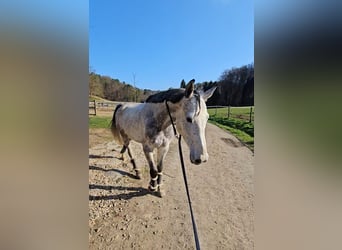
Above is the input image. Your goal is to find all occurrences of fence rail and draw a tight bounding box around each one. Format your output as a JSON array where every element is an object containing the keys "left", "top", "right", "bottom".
[{"left": 89, "top": 101, "right": 119, "bottom": 115}]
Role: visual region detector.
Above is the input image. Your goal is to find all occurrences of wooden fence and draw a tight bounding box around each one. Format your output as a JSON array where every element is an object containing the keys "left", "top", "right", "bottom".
[
  {"left": 89, "top": 100, "right": 96, "bottom": 115},
  {"left": 89, "top": 101, "right": 118, "bottom": 115},
  {"left": 89, "top": 101, "right": 254, "bottom": 123},
  {"left": 207, "top": 106, "right": 254, "bottom": 123}
]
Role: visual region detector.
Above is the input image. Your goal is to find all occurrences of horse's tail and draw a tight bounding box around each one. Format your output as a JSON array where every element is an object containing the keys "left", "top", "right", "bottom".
[{"left": 110, "top": 104, "right": 123, "bottom": 145}]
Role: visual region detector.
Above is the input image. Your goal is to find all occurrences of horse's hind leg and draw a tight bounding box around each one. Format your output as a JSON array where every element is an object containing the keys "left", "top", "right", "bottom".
[
  {"left": 126, "top": 145, "right": 141, "bottom": 179},
  {"left": 119, "top": 145, "right": 126, "bottom": 160}
]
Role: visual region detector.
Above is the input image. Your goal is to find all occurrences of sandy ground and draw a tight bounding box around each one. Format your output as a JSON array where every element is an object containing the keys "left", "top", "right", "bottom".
[{"left": 89, "top": 123, "right": 254, "bottom": 250}]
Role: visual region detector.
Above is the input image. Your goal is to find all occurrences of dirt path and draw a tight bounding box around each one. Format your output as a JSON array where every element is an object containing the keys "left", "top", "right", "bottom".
[{"left": 89, "top": 123, "right": 254, "bottom": 250}]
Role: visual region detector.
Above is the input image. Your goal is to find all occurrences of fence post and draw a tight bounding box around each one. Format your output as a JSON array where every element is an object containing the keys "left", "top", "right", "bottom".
[
  {"left": 227, "top": 105, "right": 231, "bottom": 119},
  {"left": 249, "top": 106, "right": 253, "bottom": 123},
  {"left": 94, "top": 100, "right": 96, "bottom": 116}
]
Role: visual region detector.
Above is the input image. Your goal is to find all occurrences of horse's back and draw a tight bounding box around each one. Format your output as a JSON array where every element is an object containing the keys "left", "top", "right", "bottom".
[
  {"left": 116, "top": 102, "right": 174, "bottom": 148},
  {"left": 116, "top": 103, "right": 147, "bottom": 143}
]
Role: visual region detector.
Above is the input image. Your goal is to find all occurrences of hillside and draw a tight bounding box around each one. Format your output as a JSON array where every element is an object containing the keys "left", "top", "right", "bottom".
[
  {"left": 89, "top": 73, "right": 157, "bottom": 103},
  {"left": 89, "top": 63, "right": 254, "bottom": 105}
]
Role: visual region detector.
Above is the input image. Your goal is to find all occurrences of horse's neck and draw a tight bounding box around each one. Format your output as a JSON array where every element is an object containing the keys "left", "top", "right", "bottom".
[{"left": 145, "top": 102, "right": 177, "bottom": 131}]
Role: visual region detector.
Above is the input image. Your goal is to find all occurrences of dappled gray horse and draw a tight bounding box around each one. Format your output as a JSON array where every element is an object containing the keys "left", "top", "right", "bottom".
[{"left": 111, "top": 79, "right": 216, "bottom": 196}]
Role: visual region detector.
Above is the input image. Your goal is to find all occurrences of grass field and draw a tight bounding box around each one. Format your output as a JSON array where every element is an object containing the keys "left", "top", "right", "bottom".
[
  {"left": 89, "top": 95, "right": 114, "bottom": 102},
  {"left": 89, "top": 116, "right": 112, "bottom": 128},
  {"left": 208, "top": 106, "right": 254, "bottom": 122}
]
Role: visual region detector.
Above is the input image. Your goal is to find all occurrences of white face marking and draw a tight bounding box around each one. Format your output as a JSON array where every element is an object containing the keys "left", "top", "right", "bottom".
[{"left": 176, "top": 95, "right": 209, "bottom": 164}]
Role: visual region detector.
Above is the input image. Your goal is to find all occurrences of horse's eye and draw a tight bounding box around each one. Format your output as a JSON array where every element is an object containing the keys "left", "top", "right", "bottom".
[{"left": 186, "top": 117, "right": 193, "bottom": 123}]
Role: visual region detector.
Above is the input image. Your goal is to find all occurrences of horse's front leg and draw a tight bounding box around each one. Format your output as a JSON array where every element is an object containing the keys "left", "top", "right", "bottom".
[
  {"left": 156, "top": 143, "right": 170, "bottom": 188},
  {"left": 143, "top": 145, "right": 158, "bottom": 192}
]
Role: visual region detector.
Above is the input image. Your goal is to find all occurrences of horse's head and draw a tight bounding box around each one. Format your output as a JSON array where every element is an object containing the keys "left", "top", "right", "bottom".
[{"left": 175, "top": 79, "right": 217, "bottom": 165}]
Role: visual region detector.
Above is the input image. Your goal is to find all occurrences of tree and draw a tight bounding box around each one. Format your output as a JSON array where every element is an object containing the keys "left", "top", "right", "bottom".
[
  {"left": 89, "top": 72, "right": 102, "bottom": 97},
  {"left": 132, "top": 73, "right": 138, "bottom": 102},
  {"left": 216, "top": 64, "right": 254, "bottom": 106}
]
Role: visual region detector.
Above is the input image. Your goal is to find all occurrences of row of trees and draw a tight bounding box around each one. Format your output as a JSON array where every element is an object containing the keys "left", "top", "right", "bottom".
[
  {"left": 89, "top": 72, "right": 156, "bottom": 102},
  {"left": 89, "top": 63, "right": 254, "bottom": 106},
  {"left": 201, "top": 63, "right": 254, "bottom": 106}
]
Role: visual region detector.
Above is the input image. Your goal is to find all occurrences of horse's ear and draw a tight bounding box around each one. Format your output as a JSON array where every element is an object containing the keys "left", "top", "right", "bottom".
[
  {"left": 201, "top": 86, "right": 217, "bottom": 102},
  {"left": 185, "top": 79, "right": 195, "bottom": 98}
]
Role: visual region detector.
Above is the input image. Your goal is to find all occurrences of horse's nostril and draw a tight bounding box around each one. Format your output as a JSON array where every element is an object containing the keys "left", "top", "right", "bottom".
[
  {"left": 186, "top": 117, "right": 193, "bottom": 123},
  {"left": 194, "top": 159, "right": 201, "bottom": 164}
]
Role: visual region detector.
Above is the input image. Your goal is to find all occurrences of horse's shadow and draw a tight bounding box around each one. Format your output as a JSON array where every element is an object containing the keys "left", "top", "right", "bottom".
[
  {"left": 89, "top": 165, "right": 161, "bottom": 199},
  {"left": 89, "top": 184, "right": 160, "bottom": 200},
  {"left": 89, "top": 165, "right": 137, "bottom": 179},
  {"left": 89, "top": 152, "right": 129, "bottom": 163},
  {"left": 89, "top": 154, "right": 115, "bottom": 159}
]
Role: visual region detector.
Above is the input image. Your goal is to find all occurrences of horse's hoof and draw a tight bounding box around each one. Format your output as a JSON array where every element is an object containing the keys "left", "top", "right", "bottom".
[
  {"left": 157, "top": 188, "right": 165, "bottom": 198},
  {"left": 148, "top": 185, "right": 164, "bottom": 198},
  {"left": 148, "top": 184, "right": 158, "bottom": 192}
]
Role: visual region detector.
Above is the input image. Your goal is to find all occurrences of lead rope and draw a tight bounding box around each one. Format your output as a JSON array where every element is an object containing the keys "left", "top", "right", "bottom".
[{"left": 165, "top": 101, "right": 201, "bottom": 250}]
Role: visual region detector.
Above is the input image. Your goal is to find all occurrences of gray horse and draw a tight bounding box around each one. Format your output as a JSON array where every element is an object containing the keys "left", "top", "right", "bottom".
[{"left": 111, "top": 79, "right": 216, "bottom": 196}]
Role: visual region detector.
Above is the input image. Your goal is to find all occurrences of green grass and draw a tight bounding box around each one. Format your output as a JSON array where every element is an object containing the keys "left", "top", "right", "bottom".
[
  {"left": 89, "top": 116, "right": 112, "bottom": 128},
  {"left": 209, "top": 118, "right": 254, "bottom": 151},
  {"left": 208, "top": 107, "right": 254, "bottom": 151},
  {"left": 209, "top": 116, "right": 253, "bottom": 136},
  {"left": 208, "top": 106, "right": 254, "bottom": 121}
]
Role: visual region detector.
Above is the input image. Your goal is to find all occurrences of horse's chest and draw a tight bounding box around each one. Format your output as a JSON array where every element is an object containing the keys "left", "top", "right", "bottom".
[
  {"left": 150, "top": 133, "right": 167, "bottom": 147},
  {"left": 147, "top": 127, "right": 173, "bottom": 148}
]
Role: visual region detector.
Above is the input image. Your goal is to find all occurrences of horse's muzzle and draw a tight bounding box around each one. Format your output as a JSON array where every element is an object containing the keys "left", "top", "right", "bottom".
[{"left": 191, "top": 154, "right": 208, "bottom": 165}]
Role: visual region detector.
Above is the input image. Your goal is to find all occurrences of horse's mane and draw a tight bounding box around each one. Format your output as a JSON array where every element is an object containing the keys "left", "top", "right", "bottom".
[{"left": 145, "top": 88, "right": 185, "bottom": 104}]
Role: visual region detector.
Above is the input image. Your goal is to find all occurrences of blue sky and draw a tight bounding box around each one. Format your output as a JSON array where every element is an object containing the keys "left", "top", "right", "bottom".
[{"left": 89, "top": 0, "right": 253, "bottom": 90}]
